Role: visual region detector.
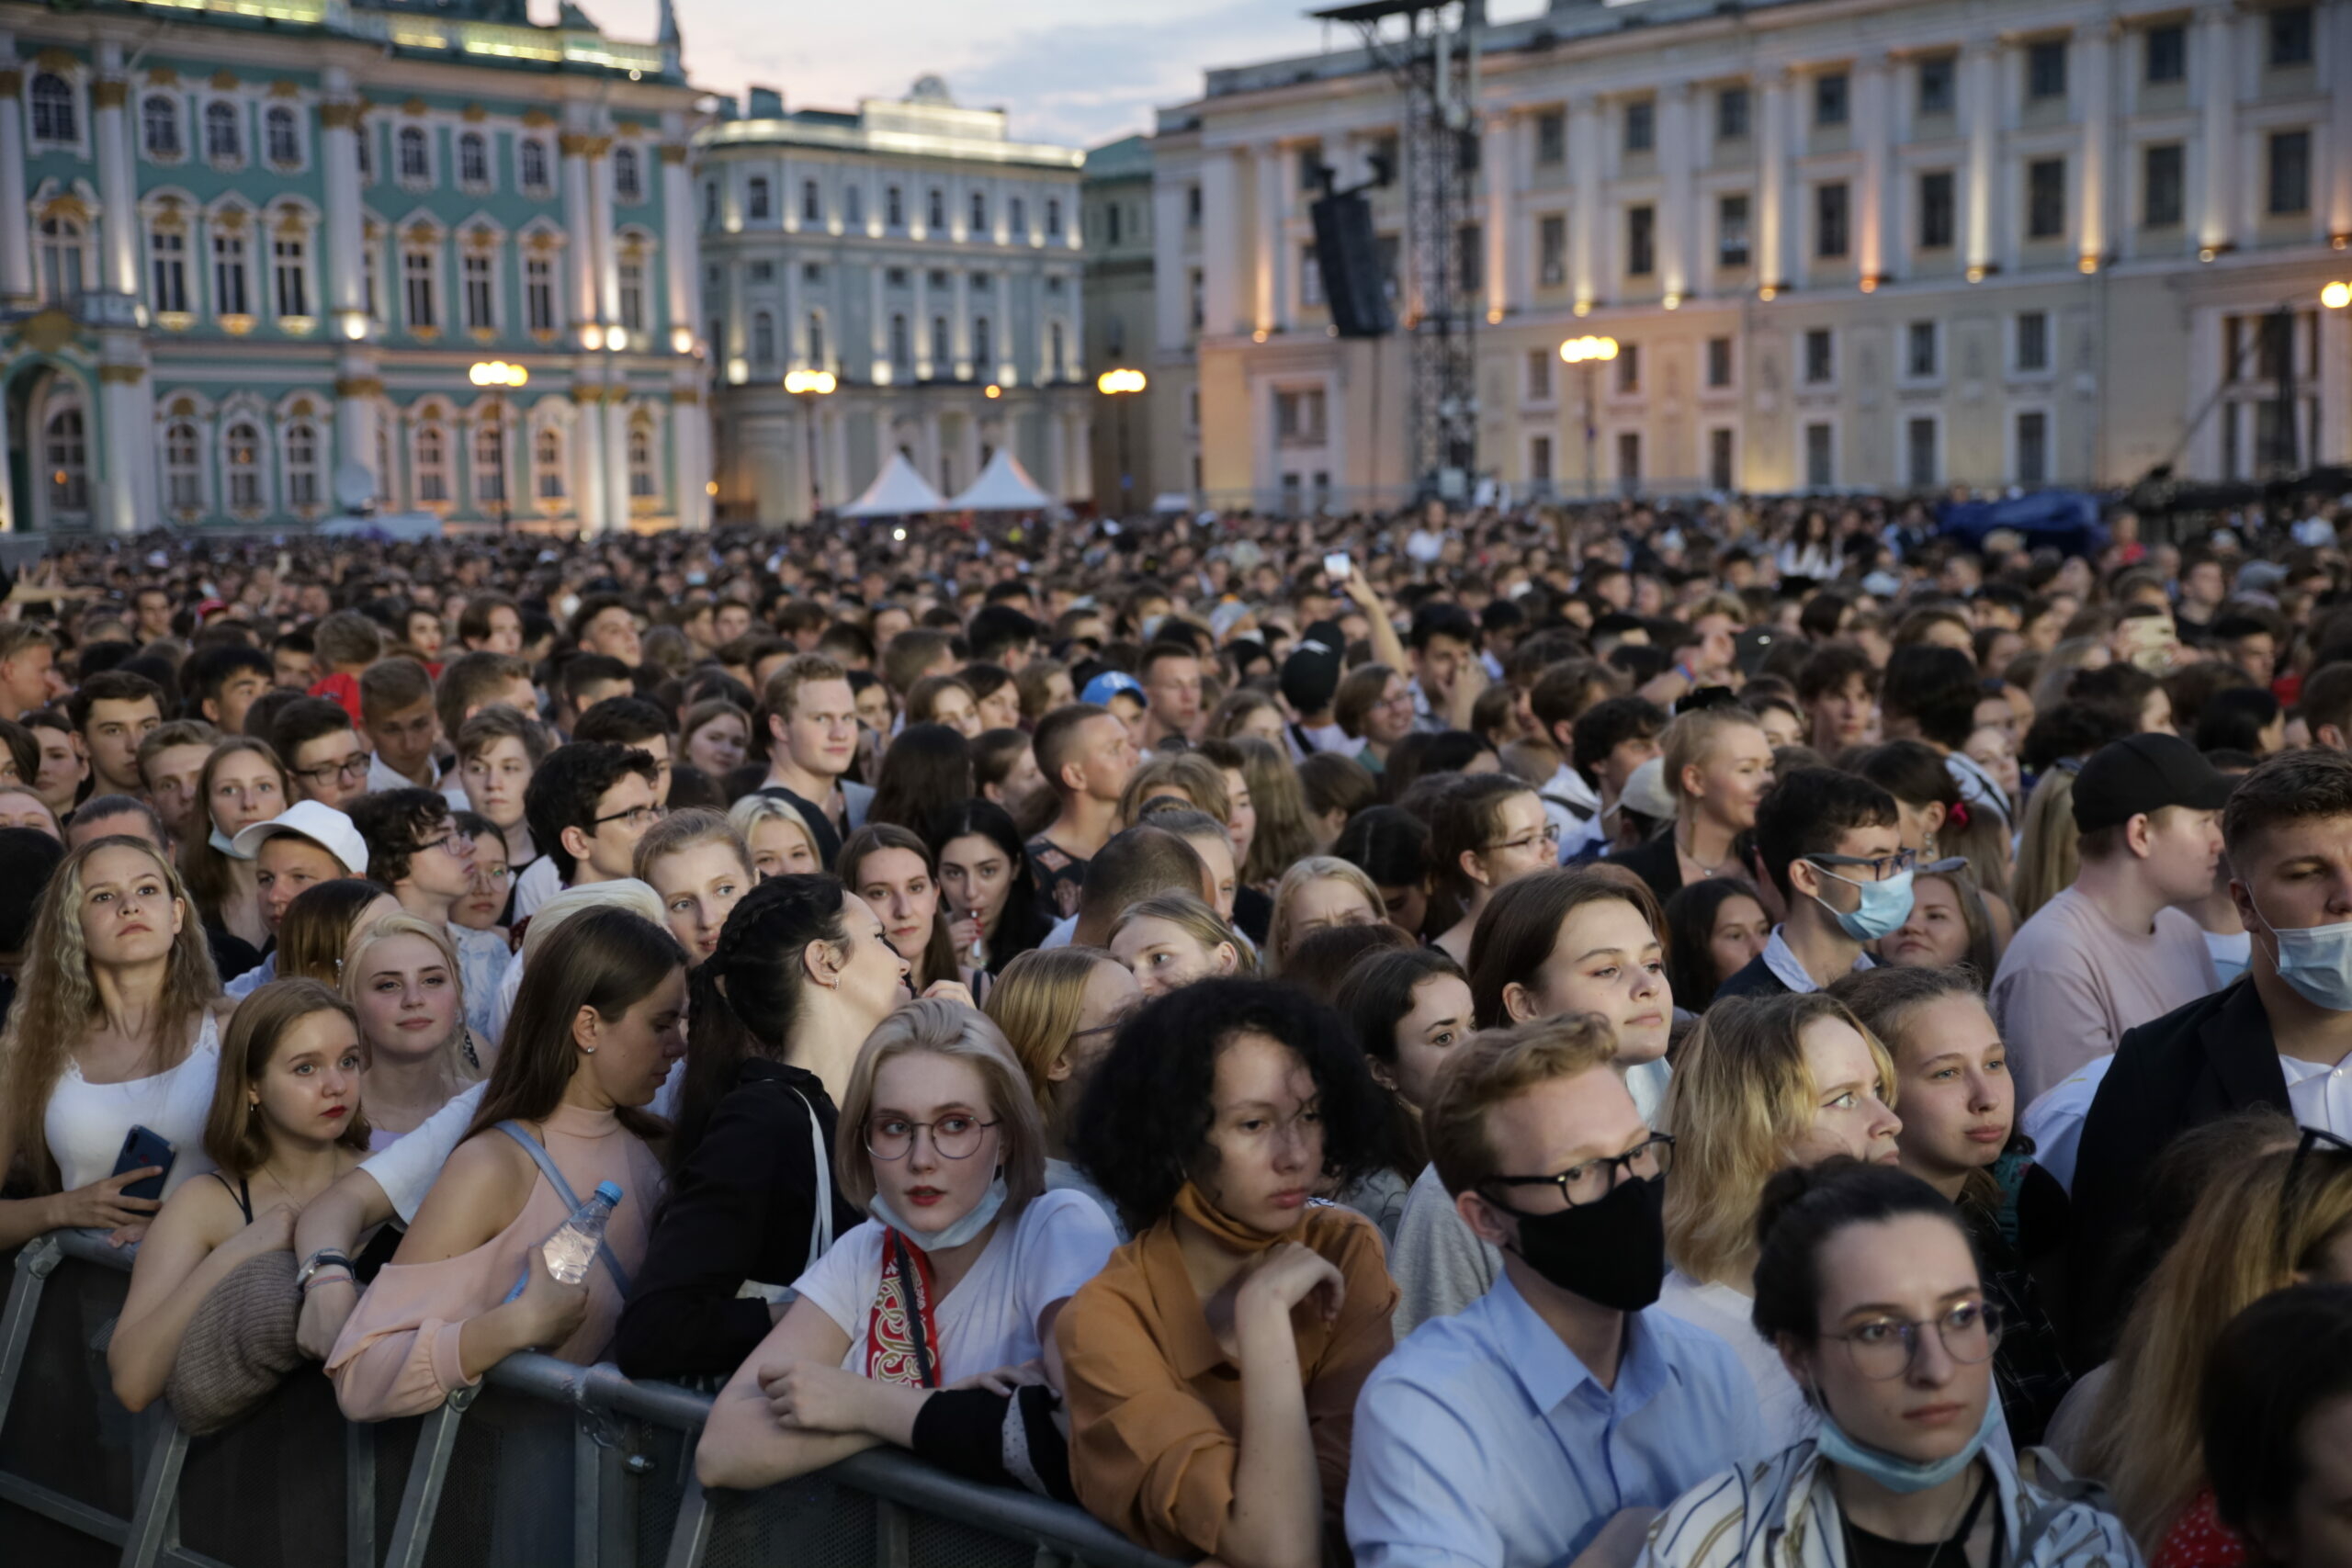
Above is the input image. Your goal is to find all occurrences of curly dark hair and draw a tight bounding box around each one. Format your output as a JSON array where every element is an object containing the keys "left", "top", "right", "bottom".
[{"left": 1069, "top": 976, "right": 1394, "bottom": 1234}]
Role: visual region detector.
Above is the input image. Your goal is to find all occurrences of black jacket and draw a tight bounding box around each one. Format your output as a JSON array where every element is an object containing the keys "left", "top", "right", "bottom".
[
  {"left": 1713, "top": 951, "right": 1792, "bottom": 999},
  {"left": 612, "top": 1058, "right": 863, "bottom": 1381},
  {"left": 1605, "top": 837, "right": 1684, "bottom": 907},
  {"left": 2067, "top": 977, "right": 2290, "bottom": 1359}
]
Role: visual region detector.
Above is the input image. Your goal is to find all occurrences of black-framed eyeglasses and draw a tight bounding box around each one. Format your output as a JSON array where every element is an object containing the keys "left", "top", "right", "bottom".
[
  {"left": 592, "top": 803, "right": 667, "bottom": 832},
  {"left": 1806, "top": 848, "right": 1918, "bottom": 883},
  {"left": 1486, "top": 821, "right": 1563, "bottom": 855},
  {"left": 1484, "top": 1133, "right": 1673, "bottom": 1210},
  {"left": 1824, "top": 1300, "right": 2004, "bottom": 1381},
  {"left": 2277, "top": 1126, "right": 2352, "bottom": 1269},
  {"left": 292, "top": 754, "right": 370, "bottom": 784},
  {"left": 866, "top": 1113, "right": 1001, "bottom": 1162},
  {"left": 413, "top": 833, "right": 477, "bottom": 861}
]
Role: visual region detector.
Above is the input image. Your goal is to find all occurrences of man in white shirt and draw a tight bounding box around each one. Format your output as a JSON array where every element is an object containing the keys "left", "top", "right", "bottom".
[
  {"left": 514, "top": 741, "right": 663, "bottom": 921},
  {"left": 359, "top": 657, "right": 444, "bottom": 793}
]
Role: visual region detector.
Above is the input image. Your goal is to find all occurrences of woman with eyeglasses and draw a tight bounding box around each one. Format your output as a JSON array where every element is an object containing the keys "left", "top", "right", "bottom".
[
  {"left": 449, "top": 810, "right": 512, "bottom": 945},
  {"left": 1428, "top": 773, "right": 1559, "bottom": 967},
  {"left": 1639, "top": 1159, "right": 2140, "bottom": 1568},
  {"left": 1334, "top": 662, "right": 1418, "bottom": 776},
  {"left": 695, "top": 999, "right": 1117, "bottom": 1496},
  {"left": 350, "top": 788, "right": 511, "bottom": 1044}
]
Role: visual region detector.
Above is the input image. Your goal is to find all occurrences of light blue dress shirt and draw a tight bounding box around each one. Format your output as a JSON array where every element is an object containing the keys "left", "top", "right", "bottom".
[{"left": 1346, "top": 1270, "right": 1763, "bottom": 1568}]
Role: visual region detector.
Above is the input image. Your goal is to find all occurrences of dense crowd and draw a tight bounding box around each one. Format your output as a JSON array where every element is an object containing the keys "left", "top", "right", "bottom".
[{"left": 5, "top": 488, "right": 2352, "bottom": 1568}]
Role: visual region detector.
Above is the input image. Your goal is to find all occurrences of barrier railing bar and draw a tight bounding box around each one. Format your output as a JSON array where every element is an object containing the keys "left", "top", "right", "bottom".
[
  {"left": 878, "top": 1493, "right": 912, "bottom": 1568},
  {"left": 0, "top": 1470, "right": 234, "bottom": 1568},
  {"left": 379, "top": 1384, "right": 476, "bottom": 1568},
  {"left": 345, "top": 1418, "right": 377, "bottom": 1568},
  {"left": 658, "top": 1473, "right": 711, "bottom": 1568},
  {"left": 122, "top": 1411, "right": 193, "bottom": 1568},
  {"left": 0, "top": 1233, "right": 64, "bottom": 1430}
]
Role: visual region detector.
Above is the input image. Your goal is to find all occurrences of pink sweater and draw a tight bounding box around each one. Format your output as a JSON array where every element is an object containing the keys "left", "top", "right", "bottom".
[{"left": 326, "top": 1104, "right": 663, "bottom": 1420}]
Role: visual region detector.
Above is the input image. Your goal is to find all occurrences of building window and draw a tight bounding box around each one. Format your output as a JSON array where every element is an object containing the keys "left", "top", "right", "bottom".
[
  {"left": 1539, "top": 214, "right": 1567, "bottom": 286},
  {"left": 808, "top": 312, "right": 826, "bottom": 368},
  {"left": 1814, "top": 73, "right": 1849, "bottom": 127},
  {"left": 2027, "top": 39, "right": 2068, "bottom": 100},
  {"left": 803, "top": 179, "right": 821, "bottom": 223},
  {"left": 525, "top": 255, "right": 555, "bottom": 333},
  {"left": 1907, "top": 320, "right": 1938, "bottom": 378},
  {"left": 1525, "top": 347, "right": 1552, "bottom": 402},
  {"left": 273, "top": 232, "right": 308, "bottom": 318},
  {"left": 1907, "top": 417, "right": 1938, "bottom": 487},
  {"left": 205, "top": 100, "right": 242, "bottom": 163},
  {"left": 969, "top": 190, "right": 987, "bottom": 231},
  {"left": 397, "top": 125, "right": 427, "bottom": 182},
  {"left": 1626, "top": 205, "right": 1655, "bottom": 276},
  {"left": 848, "top": 186, "right": 865, "bottom": 227},
  {"left": 356, "top": 124, "right": 371, "bottom": 182},
  {"left": 415, "top": 423, "right": 450, "bottom": 503},
  {"left": 2143, "top": 143, "right": 2185, "bottom": 227},
  {"left": 1051, "top": 321, "right": 1067, "bottom": 378},
  {"left": 887, "top": 185, "right": 904, "bottom": 227},
  {"left": 363, "top": 242, "right": 379, "bottom": 320},
  {"left": 44, "top": 407, "right": 87, "bottom": 513},
  {"left": 2145, "top": 24, "right": 2186, "bottom": 83},
  {"left": 462, "top": 252, "right": 493, "bottom": 332},
  {"left": 224, "top": 421, "right": 264, "bottom": 512},
  {"left": 1005, "top": 194, "right": 1020, "bottom": 233},
  {"left": 628, "top": 421, "right": 656, "bottom": 498},
  {"left": 2016, "top": 411, "right": 2049, "bottom": 484},
  {"left": 1623, "top": 99, "right": 1654, "bottom": 153},
  {"left": 927, "top": 188, "right": 945, "bottom": 230},
  {"left": 29, "top": 73, "right": 76, "bottom": 145},
  {"left": 971, "top": 315, "right": 989, "bottom": 368},
  {"left": 1046, "top": 197, "right": 1062, "bottom": 236},
  {"left": 618, "top": 257, "right": 644, "bottom": 333},
  {"left": 1103, "top": 204, "right": 1122, "bottom": 246},
  {"left": 1617, "top": 432, "right": 1642, "bottom": 491},
  {"left": 889, "top": 312, "right": 910, "bottom": 370},
  {"left": 1531, "top": 435, "right": 1554, "bottom": 485},
  {"left": 402, "top": 246, "right": 435, "bottom": 330},
  {"left": 1275, "top": 389, "right": 1328, "bottom": 446},
  {"left": 151, "top": 227, "right": 188, "bottom": 313},
  {"left": 1919, "top": 170, "right": 1956, "bottom": 249},
  {"left": 1917, "top": 56, "right": 1956, "bottom": 117},
  {"left": 752, "top": 310, "right": 775, "bottom": 366},
  {"left": 212, "top": 228, "right": 251, "bottom": 316},
  {"left": 1815, "top": 183, "right": 1849, "bottom": 258},
  {"left": 37, "top": 216, "right": 86, "bottom": 303},
  {"left": 1716, "top": 87, "right": 1749, "bottom": 141},
  {"left": 2268, "top": 130, "right": 2312, "bottom": 214},
  {"left": 446, "top": 132, "right": 481, "bottom": 187},
  {"left": 475, "top": 421, "right": 504, "bottom": 502},
  {"left": 1455, "top": 222, "right": 1483, "bottom": 297},
  {"left": 2269, "top": 5, "right": 2314, "bottom": 66},
  {"left": 613, "top": 146, "right": 640, "bottom": 202},
  {"left": 1706, "top": 336, "right": 1733, "bottom": 389},
  {"left": 520, "top": 139, "right": 549, "bottom": 193},
  {"left": 1804, "top": 328, "right": 1834, "bottom": 384},
  {"left": 2017, "top": 310, "right": 2050, "bottom": 372},
  {"left": 929, "top": 314, "right": 949, "bottom": 367},
  {"left": 1299, "top": 244, "right": 1323, "bottom": 306},
  {"left": 2028, "top": 158, "right": 2066, "bottom": 239},
  {"left": 143, "top": 96, "right": 181, "bottom": 159},
  {"left": 747, "top": 177, "right": 770, "bottom": 220},
  {"left": 286, "top": 422, "right": 320, "bottom": 510},
  {"left": 1536, "top": 109, "right": 1566, "bottom": 164},
  {"left": 1615, "top": 344, "right": 1641, "bottom": 394},
  {"left": 165, "top": 421, "right": 203, "bottom": 511},
  {"left": 1804, "top": 422, "right": 1834, "bottom": 487},
  {"left": 1186, "top": 186, "right": 1202, "bottom": 227},
  {"left": 1717, "top": 194, "right": 1750, "bottom": 267},
  {"left": 266, "top": 106, "right": 298, "bottom": 166},
  {"left": 535, "top": 427, "right": 566, "bottom": 500}
]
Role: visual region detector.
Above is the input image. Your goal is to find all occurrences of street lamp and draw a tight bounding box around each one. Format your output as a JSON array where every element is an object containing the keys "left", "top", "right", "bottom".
[
  {"left": 1097, "top": 367, "right": 1148, "bottom": 514},
  {"left": 1558, "top": 335, "right": 1619, "bottom": 500},
  {"left": 2325, "top": 281, "right": 2351, "bottom": 310},
  {"left": 468, "top": 360, "right": 528, "bottom": 533},
  {"left": 784, "top": 368, "right": 837, "bottom": 524}
]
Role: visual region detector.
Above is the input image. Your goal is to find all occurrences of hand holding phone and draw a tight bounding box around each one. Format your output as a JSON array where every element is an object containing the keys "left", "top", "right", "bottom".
[
  {"left": 1324, "top": 552, "right": 1353, "bottom": 581},
  {"left": 112, "top": 1124, "right": 175, "bottom": 1204}
]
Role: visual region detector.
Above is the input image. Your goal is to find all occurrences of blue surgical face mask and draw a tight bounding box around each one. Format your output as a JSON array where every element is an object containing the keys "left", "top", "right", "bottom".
[
  {"left": 1814, "top": 1383, "right": 2002, "bottom": 1493},
  {"left": 2251, "top": 897, "right": 2352, "bottom": 1012},
  {"left": 209, "top": 825, "right": 252, "bottom": 861},
  {"left": 865, "top": 1172, "right": 1008, "bottom": 1254},
  {"left": 1811, "top": 864, "right": 1915, "bottom": 942}
]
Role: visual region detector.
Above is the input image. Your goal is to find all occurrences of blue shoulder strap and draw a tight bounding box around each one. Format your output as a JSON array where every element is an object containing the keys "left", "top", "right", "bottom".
[{"left": 493, "top": 1120, "right": 632, "bottom": 1297}]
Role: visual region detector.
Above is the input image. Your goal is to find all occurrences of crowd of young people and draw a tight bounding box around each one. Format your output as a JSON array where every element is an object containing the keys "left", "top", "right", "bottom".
[{"left": 3, "top": 489, "right": 2351, "bottom": 1568}]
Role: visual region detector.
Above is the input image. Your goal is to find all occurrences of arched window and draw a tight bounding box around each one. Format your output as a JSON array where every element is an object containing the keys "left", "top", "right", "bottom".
[
  {"left": 397, "top": 125, "right": 428, "bottom": 182},
  {"left": 458, "top": 131, "right": 487, "bottom": 186},
  {"left": 931, "top": 315, "right": 949, "bottom": 368},
  {"left": 617, "top": 255, "right": 645, "bottom": 332},
  {"left": 273, "top": 225, "right": 309, "bottom": 318},
  {"left": 807, "top": 312, "right": 825, "bottom": 369},
  {"left": 204, "top": 100, "right": 241, "bottom": 162},
  {"left": 29, "top": 73, "right": 75, "bottom": 144},
  {"left": 535, "top": 426, "right": 567, "bottom": 499},
  {"left": 519, "top": 139, "right": 549, "bottom": 193},
  {"left": 142, "top": 96, "right": 181, "bottom": 158},
  {"left": 414, "top": 422, "right": 449, "bottom": 502},
  {"left": 212, "top": 224, "right": 251, "bottom": 316},
  {"left": 613, "top": 145, "right": 641, "bottom": 202},
  {"left": 164, "top": 420, "right": 204, "bottom": 511},
  {"left": 475, "top": 417, "right": 505, "bottom": 502},
  {"left": 44, "top": 406, "right": 88, "bottom": 513},
  {"left": 971, "top": 315, "right": 990, "bottom": 370},
  {"left": 627, "top": 420, "right": 656, "bottom": 498},
  {"left": 150, "top": 222, "right": 188, "bottom": 313},
  {"left": 746, "top": 176, "right": 770, "bottom": 220},
  {"left": 751, "top": 310, "right": 775, "bottom": 367},
  {"left": 285, "top": 421, "right": 321, "bottom": 510},
  {"left": 36, "top": 215, "right": 86, "bottom": 302},
  {"left": 266, "top": 106, "right": 299, "bottom": 166},
  {"left": 223, "top": 421, "right": 264, "bottom": 512}
]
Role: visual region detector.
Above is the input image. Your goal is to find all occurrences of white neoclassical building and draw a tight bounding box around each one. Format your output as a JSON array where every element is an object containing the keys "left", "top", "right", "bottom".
[
  {"left": 1148, "top": 0, "right": 2352, "bottom": 509},
  {"left": 695, "top": 76, "right": 1094, "bottom": 521}
]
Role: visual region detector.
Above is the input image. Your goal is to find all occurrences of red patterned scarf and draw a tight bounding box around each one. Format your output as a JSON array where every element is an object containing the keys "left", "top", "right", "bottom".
[{"left": 864, "top": 1229, "right": 944, "bottom": 1387}]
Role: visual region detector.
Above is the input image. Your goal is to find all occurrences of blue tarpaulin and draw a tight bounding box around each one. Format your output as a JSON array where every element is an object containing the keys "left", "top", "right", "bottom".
[{"left": 1936, "top": 491, "right": 2106, "bottom": 558}]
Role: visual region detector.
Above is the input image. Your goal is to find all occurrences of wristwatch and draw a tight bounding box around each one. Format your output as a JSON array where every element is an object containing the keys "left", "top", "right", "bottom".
[{"left": 296, "top": 1249, "right": 355, "bottom": 1291}]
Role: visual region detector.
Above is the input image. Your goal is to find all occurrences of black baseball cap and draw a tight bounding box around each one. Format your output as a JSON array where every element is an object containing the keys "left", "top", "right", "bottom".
[
  {"left": 2072, "top": 733, "right": 2236, "bottom": 833},
  {"left": 1282, "top": 640, "right": 1342, "bottom": 716}
]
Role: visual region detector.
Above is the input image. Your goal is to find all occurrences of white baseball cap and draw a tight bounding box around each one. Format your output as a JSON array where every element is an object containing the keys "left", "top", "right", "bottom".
[{"left": 231, "top": 800, "right": 369, "bottom": 877}]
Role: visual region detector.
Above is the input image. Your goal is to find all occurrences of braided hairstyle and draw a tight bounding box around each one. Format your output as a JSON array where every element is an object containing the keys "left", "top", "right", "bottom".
[{"left": 669, "top": 873, "right": 850, "bottom": 1172}]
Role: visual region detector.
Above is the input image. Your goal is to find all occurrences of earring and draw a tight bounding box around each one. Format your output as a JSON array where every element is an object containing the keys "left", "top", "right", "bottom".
[{"left": 581, "top": 1044, "right": 597, "bottom": 1055}]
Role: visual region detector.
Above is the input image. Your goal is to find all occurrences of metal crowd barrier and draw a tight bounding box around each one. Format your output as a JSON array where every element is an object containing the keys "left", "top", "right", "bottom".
[{"left": 0, "top": 1231, "right": 1184, "bottom": 1568}]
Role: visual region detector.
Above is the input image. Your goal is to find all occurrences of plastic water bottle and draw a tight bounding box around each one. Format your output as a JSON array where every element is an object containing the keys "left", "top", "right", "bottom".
[{"left": 502, "top": 1180, "right": 622, "bottom": 1303}]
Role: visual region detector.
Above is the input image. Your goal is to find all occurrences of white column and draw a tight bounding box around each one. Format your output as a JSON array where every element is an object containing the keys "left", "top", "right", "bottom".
[
  {"left": 1965, "top": 40, "right": 2000, "bottom": 273},
  {"left": 98, "top": 367, "right": 149, "bottom": 533},
  {"left": 996, "top": 266, "right": 1013, "bottom": 382},
  {"left": 660, "top": 130, "right": 697, "bottom": 353},
  {"left": 0, "top": 52, "right": 35, "bottom": 304},
  {"left": 91, "top": 52, "right": 137, "bottom": 296},
  {"left": 782, "top": 254, "right": 802, "bottom": 369},
  {"left": 334, "top": 356, "right": 379, "bottom": 489},
  {"left": 922, "top": 409, "right": 943, "bottom": 488},
  {"left": 1758, "top": 73, "right": 1789, "bottom": 288},
  {"left": 953, "top": 268, "right": 971, "bottom": 375},
  {"left": 588, "top": 138, "right": 621, "bottom": 338},
  {"left": 1251, "top": 144, "right": 1280, "bottom": 333},
  {"left": 1499, "top": 112, "right": 1527, "bottom": 310},
  {"left": 603, "top": 396, "right": 630, "bottom": 532},
  {"left": 1045, "top": 408, "right": 1068, "bottom": 499},
  {"left": 560, "top": 128, "right": 600, "bottom": 338},
  {"left": 2076, "top": 26, "right": 2109, "bottom": 268},
  {"left": 672, "top": 389, "right": 707, "bottom": 530},
  {"left": 1857, "top": 56, "right": 1892, "bottom": 284},
  {"left": 1568, "top": 96, "right": 1600, "bottom": 308},
  {"left": 827, "top": 406, "right": 849, "bottom": 500},
  {"left": 911, "top": 265, "right": 932, "bottom": 378},
  {"left": 573, "top": 389, "right": 608, "bottom": 532},
  {"left": 2199, "top": 6, "right": 2237, "bottom": 253},
  {"left": 1065, "top": 266, "right": 1085, "bottom": 383},
  {"left": 1659, "top": 85, "right": 1694, "bottom": 301},
  {"left": 320, "top": 75, "right": 366, "bottom": 331},
  {"left": 1200, "top": 149, "right": 1240, "bottom": 335},
  {"left": 1153, "top": 176, "right": 1188, "bottom": 352},
  {"left": 2319, "top": 304, "right": 2351, "bottom": 464}
]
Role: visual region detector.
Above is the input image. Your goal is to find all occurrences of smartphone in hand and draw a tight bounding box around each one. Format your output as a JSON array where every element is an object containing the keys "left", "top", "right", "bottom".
[
  {"left": 112, "top": 1124, "right": 175, "bottom": 1203},
  {"left": 1324, "top": 551, "right": 1353, "bottom": 581}
]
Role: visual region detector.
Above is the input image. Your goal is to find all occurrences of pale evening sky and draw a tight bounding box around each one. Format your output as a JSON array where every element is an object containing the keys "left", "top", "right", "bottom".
[{"left": 579, "top": 0, "right": 1551, "bottom": 151}]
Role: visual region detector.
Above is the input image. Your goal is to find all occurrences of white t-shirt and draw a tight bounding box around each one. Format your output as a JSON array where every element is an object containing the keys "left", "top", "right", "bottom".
[
  {"left": 2282, "top": 1053, "right": 2352, "bottom": 1138},
  {"left": 792, "top": 1190, "right": 1116, "bottom": 1384},
  {"left": 512, "top": 855, "right": 562, "bottom": 921},
  {"left": 45, "top": 1013, "right": 222, "bottom": 1199},
  {"left": 2018, "top": 1056, "right": 2114, "bottom": 1195}
]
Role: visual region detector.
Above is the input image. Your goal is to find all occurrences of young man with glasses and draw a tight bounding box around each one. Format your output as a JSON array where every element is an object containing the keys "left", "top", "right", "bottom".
[
  {"left": 1989, "top": 733, "right": 2228, "bottom": 1105},
  {"left": 1718, "top": 767, "right": 1910, "bottom": 998},
  {"left": 272, "top": 695, "right": 373, "bottom": 812},
  {"left": 350, "top": 787, "right": 510, "bottom": 1040},
  {"left": 515, "top": 740, "right": 664, "bottom": 922},
  {"left": 1348, "top": 1013, "right": 1758, "bottom": 1568}
]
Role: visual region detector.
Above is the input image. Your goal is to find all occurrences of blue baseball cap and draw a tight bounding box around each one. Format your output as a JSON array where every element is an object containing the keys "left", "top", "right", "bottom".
[{"left": 1081, "top": 671, "right": 1144, "bottom": 706}]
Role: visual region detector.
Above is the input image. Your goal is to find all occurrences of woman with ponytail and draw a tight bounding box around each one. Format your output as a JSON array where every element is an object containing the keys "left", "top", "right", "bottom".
[{"left": 612, "top": 874, "right": 905, "bottom": 1382}]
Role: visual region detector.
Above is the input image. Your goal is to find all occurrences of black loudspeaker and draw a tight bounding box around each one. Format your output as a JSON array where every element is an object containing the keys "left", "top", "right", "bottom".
[{"left": 1310, "top": 192, "right": 1395, "bottom": 340}]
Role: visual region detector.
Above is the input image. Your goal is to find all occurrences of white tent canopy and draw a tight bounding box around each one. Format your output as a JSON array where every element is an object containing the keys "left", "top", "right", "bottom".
[
  {"left": 841, "top": 453, "right": 946, "bottom": 517},
  {"left": 948, "top": 447, "right": 1056, "bottom": 513}
]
